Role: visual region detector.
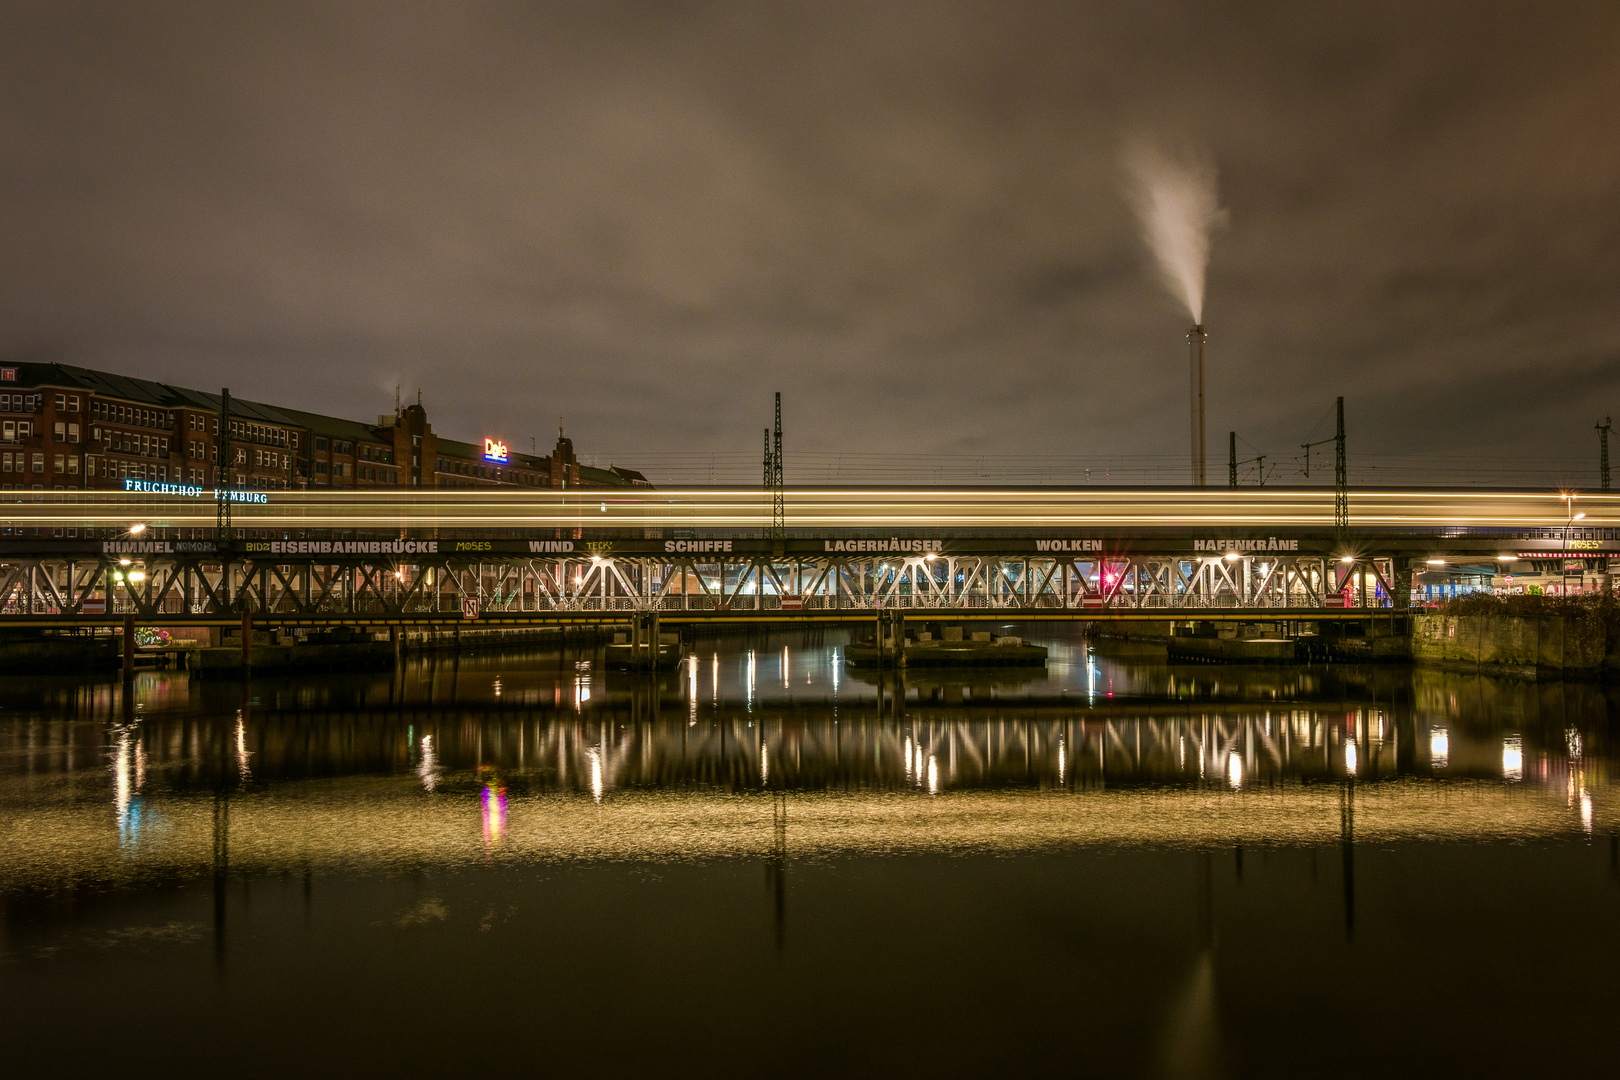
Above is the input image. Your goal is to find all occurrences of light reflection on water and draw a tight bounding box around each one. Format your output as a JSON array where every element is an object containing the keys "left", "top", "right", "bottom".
[
  {"left": 0, "top": 627, "right": 1611, "bottom": 888},
  {"left": 1, "top": 627, "right": 1618, "bottom": 1076}
]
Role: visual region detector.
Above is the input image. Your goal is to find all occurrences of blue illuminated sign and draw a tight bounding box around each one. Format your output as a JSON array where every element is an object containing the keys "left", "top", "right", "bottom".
[{"left": 123, "top": 479, "right": 268, "bottom": 504}]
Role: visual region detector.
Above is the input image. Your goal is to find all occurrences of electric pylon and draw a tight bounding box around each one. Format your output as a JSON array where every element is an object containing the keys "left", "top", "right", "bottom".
[
  {"left": 1334, "top": 396, "right": 1348, "bottom": 544},
  {"left": 1599, "top": 417, "right": 1612, "bottom": 491},
  {"left": 771, "top": 392, "right": 784, "bottom": 542},
  {"left": 216, "top": 388, "right": 233, "bottom": 544}
]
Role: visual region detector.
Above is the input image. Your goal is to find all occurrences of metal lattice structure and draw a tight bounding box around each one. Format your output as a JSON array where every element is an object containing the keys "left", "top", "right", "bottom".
[
  {"left": 1599, "top": 416, "right": 1612, "bottom": 492},
  {"left": 216, "top": 387, "right": 232, "bottom": 542},
  {"left": 1334, "top": 396, "right": 1349, "bottom": 545},
  {"left": 770, "top": 392, "right": 784, "bottom": 542},
  {"left": 0, "top": 550, "right": 1398, "bottom": 620}
]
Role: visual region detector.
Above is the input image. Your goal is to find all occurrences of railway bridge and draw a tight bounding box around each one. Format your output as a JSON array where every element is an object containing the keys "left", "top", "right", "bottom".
[{"left": 0, "top": 485, "right": 1611, "bottom": 628}]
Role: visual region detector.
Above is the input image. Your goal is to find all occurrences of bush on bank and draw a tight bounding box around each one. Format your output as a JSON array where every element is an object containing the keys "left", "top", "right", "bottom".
[{"left": 1437, "top": 593, "right": 1615, "bottom": 619}]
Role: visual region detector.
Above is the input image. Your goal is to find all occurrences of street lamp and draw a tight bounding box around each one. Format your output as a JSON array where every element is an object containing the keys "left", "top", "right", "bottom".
[{"left": 1564, "top": 506, "right": 1586, "bottom": 595}]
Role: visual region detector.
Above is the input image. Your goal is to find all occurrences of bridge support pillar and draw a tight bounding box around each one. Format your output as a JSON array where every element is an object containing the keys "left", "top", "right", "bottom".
[
  {"left": 122, "top": 612, "right": 134, "bottom": 675},
  {"left": 876, "top": 609, "right": 905, "bottom": 667}
]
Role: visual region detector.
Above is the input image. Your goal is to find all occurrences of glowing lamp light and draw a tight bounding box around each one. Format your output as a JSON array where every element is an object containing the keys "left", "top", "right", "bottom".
[
  {"left": 1223, "top": 552, "right": 1240, "bottom": 561},
  {"left": 118, "top": 558, "right": 132, "bottom": 566},
  {"left": 482, "top": 437, "right": 509, "bottom": 463},
  {"left": 128, "top": 523, "right": 146, "bottom": 535},
  {"left": 128, "top": 570, "right": 146, "bottom": 582},
  {"left": 1426, "top": 558, "right": 1446, "bottom": 566},
  {"left": 1502, "top": 736, "right": 1523, "bottom": 781},
  {"left": 1572, "top": 512, "right": 1586, "bottom": 522},
  {"left": 1497, "top": 555, "right": 1516, "bottom": 561},
  {"left": 1339, "top": 556, "right": 1355, "bottom": 563},
  {"left": 925, "top": 552, "right": 937, "bottom": 561},
  {"left": 1429, "top": 726, "right": 1449, "bottom": 768}
]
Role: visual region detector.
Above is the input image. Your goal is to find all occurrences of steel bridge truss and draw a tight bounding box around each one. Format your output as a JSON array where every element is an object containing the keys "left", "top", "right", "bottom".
[{"left": 0, "top": 552, "right": 1397, "bottom": 618}]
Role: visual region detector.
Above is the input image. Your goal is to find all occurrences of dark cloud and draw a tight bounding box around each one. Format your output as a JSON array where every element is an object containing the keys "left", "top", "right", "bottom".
[{"left": 1, "top": 0, "right": 1618, "bottom": 482}]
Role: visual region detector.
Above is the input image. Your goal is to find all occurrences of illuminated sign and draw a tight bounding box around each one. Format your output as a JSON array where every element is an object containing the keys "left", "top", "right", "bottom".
[
  {"left": 483, "top": 438, "right": 509, "bottom": 463},
  {"left": 122, "top": 479, "right": 268, "bottom": 503},
  {"left": 1193, "top": 537, "right": 1299, "bottom": 552},
  {"left": 821, "top": 538, "right": 943, "bottom": 553}
]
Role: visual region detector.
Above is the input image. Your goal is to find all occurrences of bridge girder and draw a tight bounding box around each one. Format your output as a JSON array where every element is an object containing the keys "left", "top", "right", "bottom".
[{"left": 0, "top": 551, "right": 1397, "bottom": 621}]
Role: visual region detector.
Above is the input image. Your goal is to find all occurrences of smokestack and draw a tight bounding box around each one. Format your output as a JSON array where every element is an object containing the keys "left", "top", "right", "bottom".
[{"left": 1188, "top": 324, "right": 1207, "bottom": 486}]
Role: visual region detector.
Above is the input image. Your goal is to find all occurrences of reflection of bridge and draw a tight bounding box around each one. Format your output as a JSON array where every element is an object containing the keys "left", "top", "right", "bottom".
[
  {"left": 0, "top": 704, "right": 1606, "bottom": 892},
  {"left": 0, "top": 486, "right": 1613, "bottom": 623}
]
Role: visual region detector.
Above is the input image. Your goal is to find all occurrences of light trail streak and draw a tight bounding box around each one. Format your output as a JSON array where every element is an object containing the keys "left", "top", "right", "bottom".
[{"left": 4, "top": 487, "right": 1615, "bottom": 532}]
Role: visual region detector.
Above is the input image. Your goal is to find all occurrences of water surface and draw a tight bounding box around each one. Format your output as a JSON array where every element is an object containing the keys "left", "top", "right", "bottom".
[{"left": 2, "top": 625, "right": 1617, "bottom": 1078}]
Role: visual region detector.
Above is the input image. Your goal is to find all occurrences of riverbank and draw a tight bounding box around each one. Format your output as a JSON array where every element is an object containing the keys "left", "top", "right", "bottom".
[{"left": 1413, "top": 595, "right": 1620, "bottom": 679}]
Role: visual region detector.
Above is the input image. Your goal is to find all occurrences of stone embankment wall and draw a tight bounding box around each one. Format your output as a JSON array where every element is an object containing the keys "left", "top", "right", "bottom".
[
  {"left": 0, "top": 636, "right": 118, "bottom": 673},
  {"left": 1413, "top": 614, "right": 1615, "bottom": 678}
]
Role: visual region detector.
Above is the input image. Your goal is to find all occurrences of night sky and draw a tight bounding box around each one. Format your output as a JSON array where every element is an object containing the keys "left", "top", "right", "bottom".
[{"left": 2, "top": 2, "right": 1617, "bottom": 484}]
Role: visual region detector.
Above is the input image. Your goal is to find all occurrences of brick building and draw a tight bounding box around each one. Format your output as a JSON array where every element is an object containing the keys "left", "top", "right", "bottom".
[{"left": 0, "top": 361, "right": 647, "bottom": 492}]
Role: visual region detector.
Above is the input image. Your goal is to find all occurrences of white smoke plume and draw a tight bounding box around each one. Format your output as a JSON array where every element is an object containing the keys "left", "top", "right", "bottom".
[{"left": 1122, "top": 139, "right": 1226, "bottom": 324}]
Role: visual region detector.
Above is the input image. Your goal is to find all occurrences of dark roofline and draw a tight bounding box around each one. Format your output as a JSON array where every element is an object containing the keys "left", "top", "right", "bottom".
[
  {"left": 273, "top": 406, "right": 396, "bottom": 443},
  {"left": 579, "top": 464, "right": 633, "bottom": 486},
  {"left": 1, "top": 359, "right": 653, "bottom": 483}
]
